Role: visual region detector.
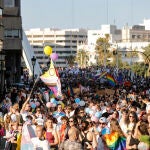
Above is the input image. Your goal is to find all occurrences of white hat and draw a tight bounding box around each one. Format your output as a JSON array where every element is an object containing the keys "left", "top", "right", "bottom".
[{"left": 99, "top": 117, "right": 107, "bottom": 123}]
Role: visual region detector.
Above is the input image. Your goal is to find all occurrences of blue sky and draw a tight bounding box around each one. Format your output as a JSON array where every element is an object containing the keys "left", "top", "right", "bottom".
[{"left": 21, "top": 0, "right": 150, "bottom": 30}]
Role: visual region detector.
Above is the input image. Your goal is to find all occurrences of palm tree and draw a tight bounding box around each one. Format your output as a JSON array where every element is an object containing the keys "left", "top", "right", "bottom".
[
  {"left": 76, "top": 49, "right": 88, "bottom": 68},
  {"left": 65, "top": 55, "right": 75, "bottom": 67},
  {"left": 142, "top": 45, "right": 150, "bottom": 76},
  {"left": 95, "top": 34, "right": 111, "bottom": 66}
]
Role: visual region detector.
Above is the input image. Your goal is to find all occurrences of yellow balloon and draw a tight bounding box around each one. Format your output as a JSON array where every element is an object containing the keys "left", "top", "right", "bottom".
[{"left": 44, "top": 46, "right": 52, "bottom": 56}]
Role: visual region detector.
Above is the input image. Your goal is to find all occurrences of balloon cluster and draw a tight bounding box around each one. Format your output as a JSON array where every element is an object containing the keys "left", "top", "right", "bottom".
[
  {"left": 75, "top": 98, "right": 85, "bottom": 107},
  {"left": 44, "top": 46, "right": 58, "bottom": 61},
  {"left": 30, "top": 101, "right": 40, "bottom": 109},
  {"left": 85, "top": 106, "right": 102, "bottom": 123},
  {"left": 46, "top": 98, "right": 64, "bottom": 108}
]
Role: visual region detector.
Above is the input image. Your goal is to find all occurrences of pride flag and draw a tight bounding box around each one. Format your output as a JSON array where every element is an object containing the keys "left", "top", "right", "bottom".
[
  {"left": 104, "top": 132, "right": 126, "bottom": 150},
  {"left": 106, "top": 74, "right": 116, "bottom": 87},
  {"left": 95, "top": 71, "right": 107, "bottom": 79},
  {"left": 40, "top": 60, "right": 62, "bottom": 99}
]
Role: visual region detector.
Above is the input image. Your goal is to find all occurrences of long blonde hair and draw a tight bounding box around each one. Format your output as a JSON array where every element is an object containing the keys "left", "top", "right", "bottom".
[{"left": 110, "top": 118, "right": 125, "bottom": 137}]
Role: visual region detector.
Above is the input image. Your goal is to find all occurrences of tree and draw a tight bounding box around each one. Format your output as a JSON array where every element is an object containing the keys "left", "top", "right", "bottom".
[
  {"left": 142, "top": 44, "right": 150, "bottom": 76},
  {"left": 65, "top": 55, "right": 75, "bottom": 67},
  {"left": 95, "top": 34, "right": 112, "bottom": 66},
  {"left": 132, "top": 63, "right": 146, "bottom": 76},
  {"left": 76, "top": 49, "right": 89, "bottom": 68},
  {"left": 143, "top": 44, "right": 150, "bottom": 62}
]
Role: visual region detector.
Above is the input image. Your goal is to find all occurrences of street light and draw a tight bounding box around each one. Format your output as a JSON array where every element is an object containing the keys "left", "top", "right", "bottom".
[{"left": 31, "top": 56, "right": 36, "bottom": 84}]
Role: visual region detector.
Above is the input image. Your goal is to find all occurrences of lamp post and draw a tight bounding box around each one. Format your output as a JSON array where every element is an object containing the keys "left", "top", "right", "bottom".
[{"left": 31, "top": 56, "right": 36, "bottom": 84}]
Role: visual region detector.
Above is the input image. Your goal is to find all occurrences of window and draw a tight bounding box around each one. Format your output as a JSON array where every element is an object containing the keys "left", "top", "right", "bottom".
[
  {"left": 4, "top": 30, "right": 21, "bottom": 38},
  {"left": 4, "top": 0, "right": 15, "bottom": 7}
]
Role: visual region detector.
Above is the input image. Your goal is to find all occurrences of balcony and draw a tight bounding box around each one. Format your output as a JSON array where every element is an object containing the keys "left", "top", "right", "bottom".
[
  {"left": 2, "top": 17, "right": 22, "bottom": 29},
  {"left": 3, "top": 38, "right": 22, "bottom": 50},
  {"left": 3, "top": 7, "right": 20, "bottom": 16}
]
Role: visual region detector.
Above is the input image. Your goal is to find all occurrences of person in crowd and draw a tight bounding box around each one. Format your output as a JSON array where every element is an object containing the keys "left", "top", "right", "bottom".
[
  {"left": 80, "top": 120, "right": 97, "bottom": 150},
  {"left": 102, "top": 104, "right": 113, "bottom": 118},
  {"left": 103, "top": 118, "right": 126, "bottom": 150},
  {"left": 126, "top": 111, "right": 138, "bottom": 135},
  {"left": 119, "top": 109, "right": 128, "bottom": 137},
  {"left": 142, "top": 97, "right": 150, "bottom": 113},
  {"left": 53, "top": 104, "right": 66, "bottom": 124},
  {"left": 45, "top": 116, "right": 59, "bottom": 150},
  {"left": 59, "top": 126, "right": 82, "bottom": 150},
  {"left": 31, "top": 125, "right": 50, "bottom": 150}
]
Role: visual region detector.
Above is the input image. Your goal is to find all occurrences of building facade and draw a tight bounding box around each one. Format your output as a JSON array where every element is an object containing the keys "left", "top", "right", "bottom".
[
  {"left": 0, "top": 0, "right": 22, "bottom": 86},
  {"left": 25, "top": 28, "right": 87, "bottom": 67},
  {"left": 122, "top": 25, "right": 150, "bottom": 42}
]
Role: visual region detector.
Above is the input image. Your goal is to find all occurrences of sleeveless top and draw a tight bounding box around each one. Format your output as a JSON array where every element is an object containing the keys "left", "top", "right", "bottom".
[
  {"left": 46, "top": 131, "right": 55, "bottom": 144},
  {"left": 81, "top": 131, "right": 93, "bottom": 150}
]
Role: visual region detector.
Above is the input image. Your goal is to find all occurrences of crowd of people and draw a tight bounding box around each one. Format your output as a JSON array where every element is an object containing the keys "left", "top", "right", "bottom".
[{"left": 0, "top": 66, "right": 150, "bottom": 150}]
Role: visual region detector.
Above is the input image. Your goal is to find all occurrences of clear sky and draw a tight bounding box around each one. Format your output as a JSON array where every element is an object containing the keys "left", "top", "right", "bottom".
[{"left": 21, "top": 0, "right": 150, "bottom": 30}]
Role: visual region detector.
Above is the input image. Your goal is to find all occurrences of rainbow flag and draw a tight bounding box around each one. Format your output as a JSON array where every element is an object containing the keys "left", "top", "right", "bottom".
[
  {"left": 104, "top": 132, "right": 126, "bottom": 150},
  {"left": 95, "top": 71, "right": 107, "bottom": 79},
  {"left": 106, "top": 74, "right": 116, "bottom": 87}
]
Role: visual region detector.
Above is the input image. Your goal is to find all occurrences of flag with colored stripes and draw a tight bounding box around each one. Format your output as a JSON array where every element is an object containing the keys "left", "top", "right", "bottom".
[
  {"left": 104, "top": 132, "right": 126, "bottom": 150},
  {"left": 95, "top": 71, "right": 107, "bottom": 79},
  {"left": 40, "top": 60, "right": 62, "bottom": 99},
  {"left": 106, "top": 74, "right": 116, "bottom": 87}
]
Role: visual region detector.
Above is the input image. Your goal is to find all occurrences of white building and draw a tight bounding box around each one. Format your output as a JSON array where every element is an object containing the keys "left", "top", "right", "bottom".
[
  {"left": 78, "top": 25, "right": 122, "bottom": 65},
  {"left": 122, "top": 25, "right": 150, "bottom": 42},
  {"left": 25, "top": 28, "right": 87, "bottom": 67},
  {"left": 140, "top": 19, "right": 150, "bottom": 30},
  {"left": 88, "top": 25, "right": 122, "bottom": 46}
]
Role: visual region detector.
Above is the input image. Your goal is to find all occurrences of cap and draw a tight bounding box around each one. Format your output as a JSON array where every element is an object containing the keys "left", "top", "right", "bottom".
[{"left": 99, "top": 117, "right": 107, "bottom": 123}]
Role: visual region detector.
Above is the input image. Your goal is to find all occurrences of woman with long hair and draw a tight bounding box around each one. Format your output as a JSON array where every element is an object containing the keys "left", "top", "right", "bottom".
[
  {"left": 103, "top": 118, "right": 126, "bottom": 150},
  {"left": 126, "top": 111, "right": 139, "bottom": 150},
  {"left": 126, "top": 111, "right": 138, "bottom": 134}
]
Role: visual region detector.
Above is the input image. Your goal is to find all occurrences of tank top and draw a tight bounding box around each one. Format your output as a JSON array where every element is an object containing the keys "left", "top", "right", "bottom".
[{"left": 46, "top": 131, "right": 55, "bottom": 144}]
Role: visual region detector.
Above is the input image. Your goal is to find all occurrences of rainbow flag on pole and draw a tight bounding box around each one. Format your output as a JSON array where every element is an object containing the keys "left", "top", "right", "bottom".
[
  {"left": 106, "top": 74, "right": 116, "bottom": 87},
  {"left": 95, "top": 71, "right": 107, "bottom": 79}
]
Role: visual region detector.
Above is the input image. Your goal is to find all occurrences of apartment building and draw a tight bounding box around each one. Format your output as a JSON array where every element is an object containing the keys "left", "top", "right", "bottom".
[
  {"left": 0, "top": 0, "right": 22, "bottom": 86},
  {"left": 122, "top": 25, "right": 150, "bottom": 42},
  {"left": 25, "top": 28, "right": 87, "bottom": 67}
]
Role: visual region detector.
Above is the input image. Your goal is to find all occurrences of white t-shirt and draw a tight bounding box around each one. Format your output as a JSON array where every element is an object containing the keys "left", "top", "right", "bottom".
[
  {"left": 146, "top": 102, "right": 150, "bottom": 113},
  {"left": 31, "top": 137, "right": 50, "bottom": 150}
]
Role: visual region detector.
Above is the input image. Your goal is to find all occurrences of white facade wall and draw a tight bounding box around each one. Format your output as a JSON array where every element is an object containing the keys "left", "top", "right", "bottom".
[
  {"left": 25, "top": 28, "right": 87, "bottom": 67},
  {"left": 141, "top": 19, "right": 150, "bottom": 30}
]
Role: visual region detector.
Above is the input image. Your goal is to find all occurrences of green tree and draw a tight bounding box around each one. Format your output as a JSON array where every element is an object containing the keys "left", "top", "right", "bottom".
[
  {"left": 76, "top": 49, "right": 89, "bottom": 67},
  {"left": 132, "top": 62, "right": 146, "bottom": 76},
  {"left": 142, "top": 44, "right": 150, "bottom": 76},
  {"left": 143, "top": 44, "right": 150, "bottom": 62},
  {"left": 95, "top": 34, "right": 111, "bottom": 65},
  {"left": 65, "top": 55, "right": 75, "bottom": 67}
]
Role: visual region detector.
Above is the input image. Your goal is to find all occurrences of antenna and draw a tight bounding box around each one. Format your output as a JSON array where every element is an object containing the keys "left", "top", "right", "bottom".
[
  {"left": 72, "top": 0, "right": 74, "bottom": 28},
  {"left": 106, "top": 0, "right": 109, "bottom": 24}
]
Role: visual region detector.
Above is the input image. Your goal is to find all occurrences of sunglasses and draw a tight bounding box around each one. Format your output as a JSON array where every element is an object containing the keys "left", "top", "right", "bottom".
[
  {"left": 69, "top": 120, "right": 74, "bottom": 122},
  {"left": 99, "top": 122, "right": 105, "bottom": 125},
  {"left": 129, "top": 116, "right": 134, "bottom": 118}
]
